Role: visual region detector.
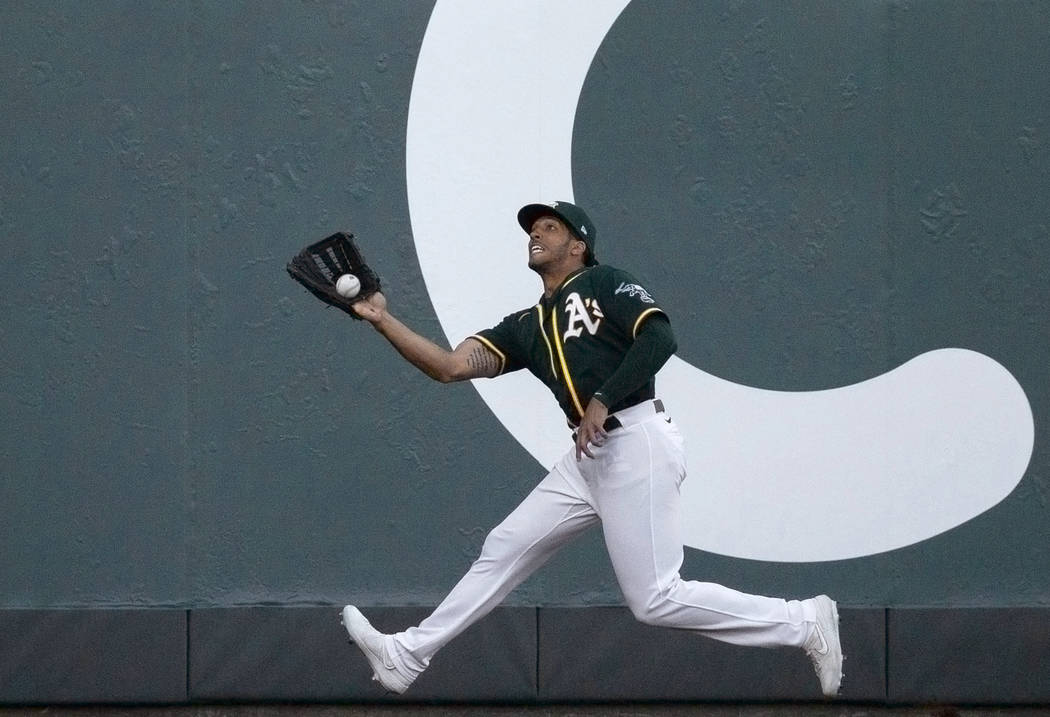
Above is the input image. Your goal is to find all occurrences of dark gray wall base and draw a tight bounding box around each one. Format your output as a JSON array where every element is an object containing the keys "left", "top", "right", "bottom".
[
  {"left": 538, "top": 606, "right": 885, "bottom": 702},
  {"left": 189, "top": 606, "right": 537, "bottom": 702},
  {"left": 888, "top": 608, "right": 1050, "bottom": 704},
  {"left": 0, "top": 610, "right": 186, "bottom": 704},
  {"left": 2, "top": 606, "right": 1049, "bottom": 704}
]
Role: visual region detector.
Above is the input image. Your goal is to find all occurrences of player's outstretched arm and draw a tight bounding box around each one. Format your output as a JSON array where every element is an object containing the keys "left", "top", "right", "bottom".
[{"left": 352, "top": 292, "right": 499, "bottom": 382}]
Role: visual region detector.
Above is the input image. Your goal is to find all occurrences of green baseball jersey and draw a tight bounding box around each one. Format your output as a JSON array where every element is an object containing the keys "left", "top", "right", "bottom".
[{"left": 471, "top": 265, "right": 666, "bottom": 422}]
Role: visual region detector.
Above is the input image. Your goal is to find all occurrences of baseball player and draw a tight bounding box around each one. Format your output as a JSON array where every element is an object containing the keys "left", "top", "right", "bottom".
[{"left": 341, "top": 201, "right": 843, "bottom": 696}]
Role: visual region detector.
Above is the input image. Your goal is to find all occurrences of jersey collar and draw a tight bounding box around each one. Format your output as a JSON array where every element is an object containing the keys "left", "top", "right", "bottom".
[{"left": 538, "top": 266, "right": 591, "bottom": 309}]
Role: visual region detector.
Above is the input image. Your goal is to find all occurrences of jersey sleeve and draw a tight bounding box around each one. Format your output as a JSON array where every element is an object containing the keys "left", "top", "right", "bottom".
[
  {"left": 594, "top": 312, "right": 676, "bottom": 408},
  {"left": 469, "top": 309, "right": 529, "bottom": 375},
  {"left": 600, "top": 267, "right": 667, "bottom": 339}
]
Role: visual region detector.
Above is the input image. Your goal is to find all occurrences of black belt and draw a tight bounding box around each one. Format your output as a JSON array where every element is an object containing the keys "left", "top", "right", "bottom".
[{"left": 572, "top": 399, "right": 665, "bottom": 434}]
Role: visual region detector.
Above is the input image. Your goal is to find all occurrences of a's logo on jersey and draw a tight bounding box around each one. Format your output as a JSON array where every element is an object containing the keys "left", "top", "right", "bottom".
[
  {"left": 615, "top": 281, "right": 655, "bottom": 304},
  {"left": 562, "top": 292, "right": 604, "bottom": 339}
]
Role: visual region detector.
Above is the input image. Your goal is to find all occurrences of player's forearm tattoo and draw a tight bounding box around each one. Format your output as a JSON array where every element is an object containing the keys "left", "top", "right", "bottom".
[{"left": 467, "top": 345, "right": 500, "bottom": 377}]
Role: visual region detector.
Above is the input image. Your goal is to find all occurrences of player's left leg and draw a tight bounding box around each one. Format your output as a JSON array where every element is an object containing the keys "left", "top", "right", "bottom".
[
  {"left": 584, "top": 409, "right": 843, "bottom": 694},
  {"left": 585, "top": 413, "right": 816, "bottom": 648}
]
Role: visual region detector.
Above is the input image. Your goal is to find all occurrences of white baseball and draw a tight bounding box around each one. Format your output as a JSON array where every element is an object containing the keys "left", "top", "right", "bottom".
[{"left": 335, "top": 273, "right": 361, "bottom": 298}]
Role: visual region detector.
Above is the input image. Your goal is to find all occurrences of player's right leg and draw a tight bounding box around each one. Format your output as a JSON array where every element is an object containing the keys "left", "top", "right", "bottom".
[{"left": 343, "top": 465, "right": 598, "bottom": 692}]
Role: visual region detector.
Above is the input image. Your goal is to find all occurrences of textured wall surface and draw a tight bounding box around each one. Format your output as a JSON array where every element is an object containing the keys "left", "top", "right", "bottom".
[
  {"left": 2, "top": 0, "right": 1049, "bottom": 706},
  {"left": 1, "top": 0, "right": 1048, "bottom": 618}
]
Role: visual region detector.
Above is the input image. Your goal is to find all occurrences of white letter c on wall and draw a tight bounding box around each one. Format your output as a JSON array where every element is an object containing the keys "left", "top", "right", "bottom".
[{"left": 405, "top": 0, "right": 1035, "bottom": 562}]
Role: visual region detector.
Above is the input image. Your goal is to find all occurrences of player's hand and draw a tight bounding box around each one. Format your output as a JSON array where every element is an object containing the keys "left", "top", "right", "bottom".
[
  {"left": 575, "top": 398, "right": 610, "bottom": 461},
  {"left": 351, "top": 290, "right": 388, "bottom": 324}
]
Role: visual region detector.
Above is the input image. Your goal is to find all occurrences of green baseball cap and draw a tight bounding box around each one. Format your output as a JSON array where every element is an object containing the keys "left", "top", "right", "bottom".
[{"left": 517, "top": 200, "right": 598, "bottom": 265}]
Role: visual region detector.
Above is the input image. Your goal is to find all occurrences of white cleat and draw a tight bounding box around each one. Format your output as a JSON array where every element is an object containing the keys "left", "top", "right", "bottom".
[
  {"left": 804, "top": 595, "right": 844, "bottom": 697},
  {"left": 340, "top": 605, "right": 414, "bottom": 694}
]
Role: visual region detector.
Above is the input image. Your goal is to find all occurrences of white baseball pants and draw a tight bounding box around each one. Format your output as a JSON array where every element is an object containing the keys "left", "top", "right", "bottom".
[{"left": 390, "top": 401, "right": 816, "bottom": 677}]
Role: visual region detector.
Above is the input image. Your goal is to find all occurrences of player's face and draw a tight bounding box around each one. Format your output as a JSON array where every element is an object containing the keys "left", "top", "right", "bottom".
[{"left": 527, "top": 215, "right": 583, "bottom": 271}]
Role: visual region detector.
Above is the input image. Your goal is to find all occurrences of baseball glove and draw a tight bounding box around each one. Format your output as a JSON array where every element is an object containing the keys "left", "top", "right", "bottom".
[{"left": 286, "top": 231, "right": 381, "bottom": 318}]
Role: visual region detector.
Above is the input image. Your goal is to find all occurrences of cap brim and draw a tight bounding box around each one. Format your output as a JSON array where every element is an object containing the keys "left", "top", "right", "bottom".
[{"left": 517, "top": 203, "right": 561, "bottom": 234}]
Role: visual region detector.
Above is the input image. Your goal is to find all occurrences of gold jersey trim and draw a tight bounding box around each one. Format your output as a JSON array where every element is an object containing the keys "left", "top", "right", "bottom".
[
  {"left": 632, "top": 307, "right": 665, "bottom": 338},
  {"left": 550, "top": 307, "right": 586, "bottom": 419},
  {"left": 534, "top": 305, "right": 558, "bottom": 379}
]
